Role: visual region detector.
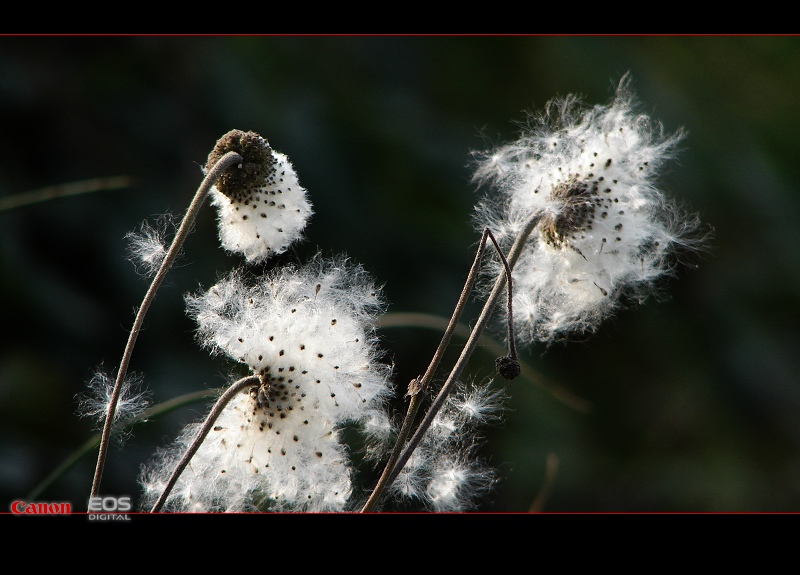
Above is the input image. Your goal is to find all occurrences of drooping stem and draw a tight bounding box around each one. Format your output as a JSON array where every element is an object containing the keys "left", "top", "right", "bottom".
[
  {"left": 89, "top": 151, "right": 243, "bottom": 501},
  {"left": 374, "top": 213, "right": 541, "bottom": 504},
  {"left": 150, "top": 374, "right": 259, "bottom": 512},
  {"left": 361, "top": 222, "right": 534, "bottom": 512},
  {"left": 488, "top": 228, "right": 521, "bottom": 380}
]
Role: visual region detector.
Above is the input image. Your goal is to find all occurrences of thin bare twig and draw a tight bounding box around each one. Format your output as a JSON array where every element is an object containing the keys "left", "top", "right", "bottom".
[
  {"left": 89, "top": 152, "right": 243, "bottom": 501},
  {"left": 375, "top": 213, "right": 541, "bottom": 502},
  {"left": 361, "top": 224, "right": 531, "bottom": 512},
  {"left": 360, "top": 229, "right": 492, "bottom": 512}
]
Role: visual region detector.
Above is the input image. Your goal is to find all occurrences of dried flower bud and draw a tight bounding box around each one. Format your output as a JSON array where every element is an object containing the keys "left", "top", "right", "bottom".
[
  {"left": 207, "top": 130, "right": 313, "bottom": 263},
  {"left": 495, "top": 355, "right": 521, "bottom": 380}
]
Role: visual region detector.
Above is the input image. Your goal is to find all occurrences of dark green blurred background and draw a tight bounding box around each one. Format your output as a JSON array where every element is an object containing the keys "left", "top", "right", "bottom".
[{"left": 2, "top": 36, "right": 798, "bottom": 512}]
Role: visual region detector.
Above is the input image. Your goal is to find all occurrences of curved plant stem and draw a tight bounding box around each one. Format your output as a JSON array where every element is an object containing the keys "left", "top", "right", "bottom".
[
  {"left": 370, "top": 213, "right": 541, "bottom": 508},
  {"left": 89, "top": 151, "right": 243, "bottom": 501},
  {"left": 361, "top": 226, "right": 523, "bottom": 512},
  {"left": 151, "top": 375, "right": 259, "bottom": 512}
]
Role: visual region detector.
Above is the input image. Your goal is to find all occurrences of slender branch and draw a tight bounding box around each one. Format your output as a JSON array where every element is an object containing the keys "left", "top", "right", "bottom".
[
  {"left": 360, "top": 230, "right": 493, "bottom": 512},
  {"left": 361, "top": 225, "right": 526, "bottom": 512},
  {"left": 151, "top": 375, "right": 259, "bottom": 513},
  {"left": 360, "top": 229, "right": 494, "bottom": 512},
  {"left": 89, "top": 151, "right": 243, "bottom": 501},
  {"left": 416, "top": 228, "right": 496, "bottom": 391},
  {"left": 378, "top": 213, "right": 542, "bottom": 499}
]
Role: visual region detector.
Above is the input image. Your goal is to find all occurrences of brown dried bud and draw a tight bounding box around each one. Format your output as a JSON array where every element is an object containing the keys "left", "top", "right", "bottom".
[
  {"left": 206, "top": 130, "right": 274, "bottom": 203},
  {"left": 495, "top": 355, "right": 521, "bottom": 380}
]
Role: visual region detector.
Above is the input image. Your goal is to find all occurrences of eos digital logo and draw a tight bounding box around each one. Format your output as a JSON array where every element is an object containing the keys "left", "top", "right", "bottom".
[{"left": 87, "top": 496, "right": 132, "bottom": 522}]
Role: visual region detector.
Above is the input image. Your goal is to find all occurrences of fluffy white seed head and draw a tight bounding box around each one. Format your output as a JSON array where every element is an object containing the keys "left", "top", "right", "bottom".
[
  {"left": 207, "top": 130, "right": 313, "bottom": 263},
  {"left": 140, "top": 389, "right": 354, "bottom": 512},
  {"left": 140, "top": 254, "right": 393, "bottom": 512},
  {"left": 473, "top": 75, "right": 704, "bottom": 344}
]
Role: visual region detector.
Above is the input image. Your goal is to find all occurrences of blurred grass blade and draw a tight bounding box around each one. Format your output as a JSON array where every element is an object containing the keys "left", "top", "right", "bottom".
[
  {"left": 26, "top": 387, "right": 219, "bottom": 501},
  {"left": 529, "top": 452, "right": 559, "bottom": 512},
  {"left": 0, "top": 175, "right": 134, "bottom": 212}
]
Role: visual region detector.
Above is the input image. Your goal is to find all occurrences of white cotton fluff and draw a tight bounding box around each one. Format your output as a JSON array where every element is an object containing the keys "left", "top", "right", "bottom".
[
  {"left": 139, "top": 255, "right": 394, "bottom": 512},
  {"left": 472, "top": 75, "right": 704, "bottom": 344}
]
